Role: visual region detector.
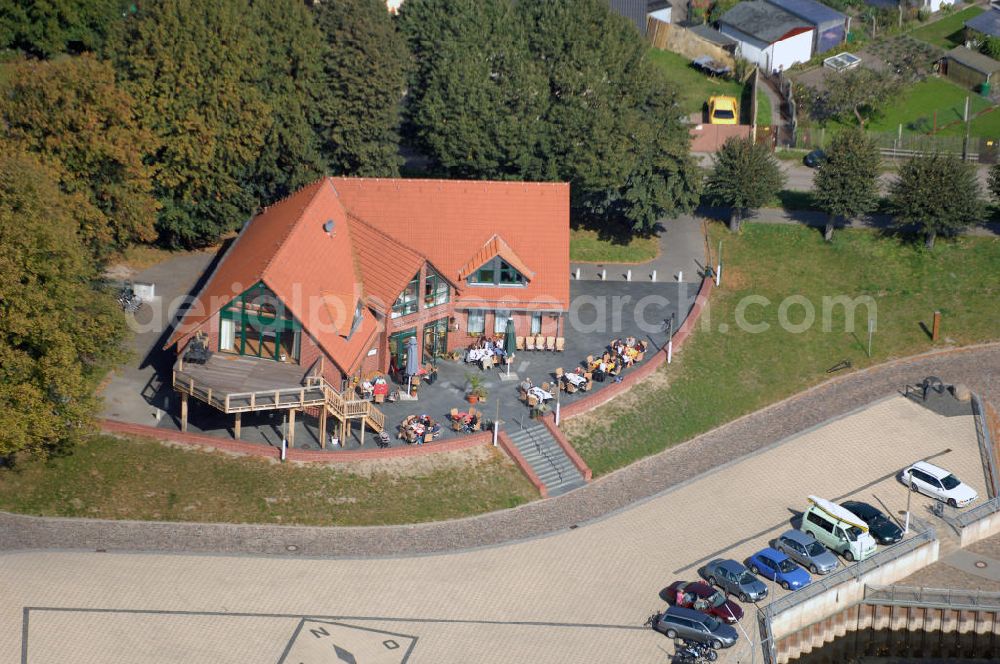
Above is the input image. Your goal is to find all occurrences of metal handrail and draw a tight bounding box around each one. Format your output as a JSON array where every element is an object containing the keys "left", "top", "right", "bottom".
[
  {"left": 954, "top": 495, "right": 1000, "bottom": 528},
  {"left": 864, "top": 584, "right": 1000, "bottom": 610},
  {"left": 761, "top": 526, "right": 937, "bottom": 620},
  {"left": 972, "top": 393, "right": 999, "bottom": 498}
]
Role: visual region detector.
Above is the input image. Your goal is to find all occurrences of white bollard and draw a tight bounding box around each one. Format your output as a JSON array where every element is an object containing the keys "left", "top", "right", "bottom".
[
  {"left": 281, "top": 437, "right": 287, "bottom": 462},
  {"left": 493, "top": 421, "right": 499, "bottom": 446},
  {"left": 575, "top": 268, "right": 580, "bottom": 280},
  {"left": 667, "top": 339, "right": 673, "bottom": 364},
  {"left": 651, "top": 269, "right": 657, "bottom": 282},
  {"left": 715, "top": 264, "right": 721, "bottom": 287},
  {"left": 678, "top": 270, "right": 683, "bottom": 282},
  {"left": 601, "top": 269, "right": 606, "bottom": 280},
  {"left": 626, "top": 269, "right": 631, "bottom": 282}
]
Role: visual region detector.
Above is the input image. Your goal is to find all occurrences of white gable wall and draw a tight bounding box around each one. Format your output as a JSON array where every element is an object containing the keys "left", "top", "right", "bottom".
[{"left": 719, "top": 24, "right": 814, "bottom": 73}]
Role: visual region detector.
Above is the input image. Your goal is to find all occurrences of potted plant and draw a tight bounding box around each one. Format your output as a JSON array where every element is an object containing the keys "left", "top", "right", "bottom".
[{"left": 466, "top": 372, "right": 488, "bottom": 404}]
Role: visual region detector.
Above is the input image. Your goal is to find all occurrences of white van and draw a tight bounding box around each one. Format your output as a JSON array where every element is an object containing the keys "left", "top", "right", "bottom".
[{"left": 800, "top": 496, "right": 878, "bottom": 562}]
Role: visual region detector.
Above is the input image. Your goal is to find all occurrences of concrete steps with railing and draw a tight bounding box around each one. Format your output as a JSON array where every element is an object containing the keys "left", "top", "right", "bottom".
[{"left": 507, "top": 423, "right": 586, "bottom": 497}]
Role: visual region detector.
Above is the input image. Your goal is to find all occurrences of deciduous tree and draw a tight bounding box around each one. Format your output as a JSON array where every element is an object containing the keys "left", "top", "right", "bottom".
[
  {"left": 813, "top": 128, "right": 880, "bottom": 242},
  {"left": 820, "top": 68, "right": 899, "bottom": 128},
  {"left": 0, "top": 148, "right": 127, "bottom": 458},
  {"left": 889, "top": 152, "right": 984, "bottom": 248},
  {"left": 315, "top": 0, "right": 408, "bottom": 176},
  {"left": 704, "top": 137, "right": 785, "bottom": 232},
  {"left": 0, "top": 0, "right": 128, "bottom": 57},
  {"left": 107, "top": 0, "right": 328, "bottom": 247},
  {"left": 0, "top": 54, "right": 159, "bottom": 257}
]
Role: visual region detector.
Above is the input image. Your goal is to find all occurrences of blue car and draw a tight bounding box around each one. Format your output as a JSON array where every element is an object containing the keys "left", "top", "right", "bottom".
[{"left": 746, "top": 547, "right": 811, "bottom": 591}]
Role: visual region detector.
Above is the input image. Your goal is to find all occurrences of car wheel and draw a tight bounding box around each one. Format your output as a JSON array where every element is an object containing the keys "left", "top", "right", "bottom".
[
  {"left": 781, "top": 581, "right": 790, "bottom": 590},
  {"left": 844, "top": 551, "right": 854, "bottom": 562},
  {"left": 948, "top": 498, "right": 958, "bottom": 508},
  {"left": 710, "top": 640, "right": 723, "bottom": 652},
  {"left": 665, "top": 628, "right": 677, "bottom": 639},
  {"left": 740, "top": 592, "right": 750, "bottom": 602},
  {"left": 809, "top": 564, "right": 819, "bottom": 574},
  {"left": 910, "top": 481, "right": 919, "bottom": 492},
  {"left": 708, "top": 576, "right": 718, "bottom": 588}
]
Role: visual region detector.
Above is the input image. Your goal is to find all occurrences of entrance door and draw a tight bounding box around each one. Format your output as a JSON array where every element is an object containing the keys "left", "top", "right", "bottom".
[
  {"left": 389, "top": 328, "right": 417, "bottom": 379},
  {"left": 422, "top": 318, "right": 449, "bottom": 364}
]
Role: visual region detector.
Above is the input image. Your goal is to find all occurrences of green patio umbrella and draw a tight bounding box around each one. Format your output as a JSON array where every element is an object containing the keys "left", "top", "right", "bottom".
[{"left": 504, "top": 318, "right": 516, "bottom": 376}]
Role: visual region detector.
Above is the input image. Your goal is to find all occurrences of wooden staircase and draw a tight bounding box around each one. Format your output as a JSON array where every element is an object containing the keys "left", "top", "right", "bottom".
[{"left": 308, "top": 376, "right": 385, "bottom": 446}]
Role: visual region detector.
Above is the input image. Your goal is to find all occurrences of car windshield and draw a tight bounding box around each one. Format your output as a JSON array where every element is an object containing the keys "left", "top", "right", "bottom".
[
  {"left": 713, "top": 109, "right": 735, "bottom": 119},
  {"left": 704, "top": 616, "right": 721, "bottom": 631},
  {"left": 807, "top": 541, "right": 826, "bottom": 556},
  {"left": 778, "top": 559, "right": 797, "bottom": 573},
  {"left": 739, "top": 572, "right": 756, "bottom": 585},
  {"left": 941, "top": 474, "right": 961, "bottom": 490},
  {"left": 846, "top": 526, "right": 862, "bottom": 541},
  {"left": 709, "top": 592, "right": 726, "bottom": 608}
]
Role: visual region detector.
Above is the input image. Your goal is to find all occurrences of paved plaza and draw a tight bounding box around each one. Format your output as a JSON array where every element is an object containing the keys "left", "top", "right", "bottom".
[{"left": 7, "top": 395, "right": 986, "bottom": 663}]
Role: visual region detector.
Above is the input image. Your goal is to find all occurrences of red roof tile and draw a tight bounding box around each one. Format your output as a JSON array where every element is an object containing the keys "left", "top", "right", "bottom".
[{"left": 345, "top": 212, "right": 425, "bottom": 314}]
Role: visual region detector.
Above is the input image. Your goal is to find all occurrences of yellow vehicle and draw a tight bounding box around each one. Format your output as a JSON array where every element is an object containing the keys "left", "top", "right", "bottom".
[{"left": 708, "top": 96, "right": 739, "bottom": 125}]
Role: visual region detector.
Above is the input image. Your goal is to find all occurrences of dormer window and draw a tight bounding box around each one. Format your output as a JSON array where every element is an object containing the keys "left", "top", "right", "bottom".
[
  {"left": 469, "top": 257, "right": 526, "bottom": 287},
  {"left": 348, "top": 299, "right": 364, "bottom": 338}
]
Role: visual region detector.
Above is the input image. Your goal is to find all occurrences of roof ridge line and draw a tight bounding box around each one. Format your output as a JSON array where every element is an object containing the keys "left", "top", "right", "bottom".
[
  {"left": 261, "top": 178, "right": 333, "bottom": 279},
  {"left": 330, "top": 176, "right": 569, "bottom": 187}
]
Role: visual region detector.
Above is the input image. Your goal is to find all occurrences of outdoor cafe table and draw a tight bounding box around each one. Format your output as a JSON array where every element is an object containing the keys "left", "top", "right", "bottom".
[
  {"left": 529, "top": 386, "right": 553, "bottom": 402},
  {"left": 564, "top": 373, "right": 586, "bottom": 388},
  {"left": 466, "top": 348, "right": 495, "bottom": 363}
]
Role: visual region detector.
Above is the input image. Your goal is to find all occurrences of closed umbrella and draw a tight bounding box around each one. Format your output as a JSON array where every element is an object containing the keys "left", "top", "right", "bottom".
[
  {"left": 504, "top": 318, "right": 516, "bottom": 376},
  {"left": 405, "top": 336, "right": 420, "bottom": 394}
]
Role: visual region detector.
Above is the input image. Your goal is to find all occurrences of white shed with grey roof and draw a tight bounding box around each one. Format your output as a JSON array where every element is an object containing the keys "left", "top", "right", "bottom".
[{"left": 719, "top": 1, "right": 814, "bottom": 73}]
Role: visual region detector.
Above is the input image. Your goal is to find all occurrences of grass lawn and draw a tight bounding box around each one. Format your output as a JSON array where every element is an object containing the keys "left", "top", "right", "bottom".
[
  {"left": 570, "top": 228, "right": 660, "bottom": 263},
  {"left": 834, "top": 77, "right": 992, "bottom": 136},
  {"left": 564, "top": 224, "right": 1000, "bottom": 475},
  {"left": 647, "top": 48, "right": 744, "bottom": 116},
  {"left": 0, "top": 434, "right": 538, "bottom": 525},
  {"left": 757, "top": 89, "right": 773, "bottom": 127},
  {"left": 910, "top": 6, "right": 985, "bottom": 50}
]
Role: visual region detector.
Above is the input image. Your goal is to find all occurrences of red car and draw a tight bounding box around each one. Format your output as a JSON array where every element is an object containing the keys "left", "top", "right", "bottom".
[{"left": 666, "top": 580, "right": 744, "bottom": 624}]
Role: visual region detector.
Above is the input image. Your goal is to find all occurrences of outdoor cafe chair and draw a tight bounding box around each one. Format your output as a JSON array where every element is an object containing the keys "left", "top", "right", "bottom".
[
  {"left": 555, "top": 337, "right": 565, "bottom": 352},
  {"left": 526, "top": 336, "right": 536, "bottom": 351},
  {"left": 527, "top": 394, "right": 539, "bottom": 408},
  {"left": 534, "top": 335, "right": 545, "bottom": 350},
  {"left": 545, "top": 336, "right": 555, "bottom": 351},
  {"left": 565, "top": 382, "right": 578, "bottom": 394},
  {"left": 516, "top": 336, "right": 525, "bottom": 351}
]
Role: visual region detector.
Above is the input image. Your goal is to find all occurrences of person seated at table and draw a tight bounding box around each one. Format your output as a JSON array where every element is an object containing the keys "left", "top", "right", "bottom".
[
  {"left": 519, "top": 377, "right": 534, "bottom": 394},
  {"left": 625, "top": 336, "right": 637, "bottom": 348}
]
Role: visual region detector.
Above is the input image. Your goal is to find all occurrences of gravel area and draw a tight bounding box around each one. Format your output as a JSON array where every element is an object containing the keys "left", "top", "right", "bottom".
[
  {"left": 2, "top": 344, "right": 998, "bottom": 557},
  {"left": 899, "top": 559, "right": 1000, "bottom": 593}
]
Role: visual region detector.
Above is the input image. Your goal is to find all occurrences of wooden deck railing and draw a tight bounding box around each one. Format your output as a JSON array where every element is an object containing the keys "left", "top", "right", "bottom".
[{"left": 173, "top": 368, "right": 384, "bottom": 431}]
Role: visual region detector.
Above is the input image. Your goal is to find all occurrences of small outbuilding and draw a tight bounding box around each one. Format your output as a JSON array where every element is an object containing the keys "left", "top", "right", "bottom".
[
  {"left": 763, "top": 0, "right": 848, "bottom": 54},
  {"left": 965, "top": 8, "right": 1000, "bottom": 43},
  {"left": 944, "top": 46, "right": 1000, "bottom": 91},
  {"left": 719, "top": 1, "right": 814, "bottom": 73}
]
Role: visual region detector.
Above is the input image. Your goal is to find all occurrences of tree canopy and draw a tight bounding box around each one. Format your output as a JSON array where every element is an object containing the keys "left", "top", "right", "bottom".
[
  {"left": 0, "top": 54, "right": 159, "bottom": 257},
  {"left": 704, "top": 137, "right": 785, "bottom": 232},
  {"left": 0, "top": 148, "right": 127, "bottom": 458},
  {"left": 818, "top": 68, "right": 900, "bottom": 128},
  {"left": 0, "top": 0, "right": 129, "bottom": 58},
  {"left": 813, "top": 128, "right": 880, "bottom": 241},
  {"left": 889, "top": 152, "right": 984, "bottom": 248},
  {"left": 106, "top": 0, "right": 328, "bottom": 248},
  {"left": 400, "top": 0, "right": 700, "bottom": 235},
  {"left": 314, "top": 0, "right": 408, "bottom": 177}
]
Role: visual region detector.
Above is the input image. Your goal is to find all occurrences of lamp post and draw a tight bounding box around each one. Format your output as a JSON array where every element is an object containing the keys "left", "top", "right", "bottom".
[{"left": 667, "top": 313, "right": 676, "bottom": 364}]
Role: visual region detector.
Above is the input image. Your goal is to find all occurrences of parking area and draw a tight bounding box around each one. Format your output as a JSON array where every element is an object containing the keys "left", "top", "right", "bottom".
[{"left": 6, "top": 395, "right": 985, "bottom": 663}]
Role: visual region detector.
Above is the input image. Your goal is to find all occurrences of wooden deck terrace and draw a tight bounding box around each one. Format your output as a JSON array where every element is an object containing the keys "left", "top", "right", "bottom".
[{"left": 172, "top": 354, "right": 325, "bottom": 414}]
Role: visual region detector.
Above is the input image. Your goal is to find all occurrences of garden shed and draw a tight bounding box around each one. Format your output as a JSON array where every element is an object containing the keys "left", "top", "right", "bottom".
[
  {"left": 764, "top": 0, "right": 848, "bottom": 54},
  {"left": 966, "top": 9, "right": 1000, "bottom": 43},
  {"left": 719, "top": 1, "right": 814, "bottom": 73},
  {"left": 944, "top": 46, "right": 1000, "bottom": 90}
]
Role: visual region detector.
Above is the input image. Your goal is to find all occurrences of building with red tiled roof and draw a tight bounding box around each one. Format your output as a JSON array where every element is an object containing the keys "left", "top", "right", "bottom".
[{"left": 167, "top": 176, "right": 570, "bottom": 388}]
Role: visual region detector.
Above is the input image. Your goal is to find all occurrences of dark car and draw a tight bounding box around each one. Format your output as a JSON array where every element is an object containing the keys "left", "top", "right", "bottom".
[
  {"left": 655, "top": 606, "right": 740, "bottom": 649},
  {"left": 702, "top": 558, "right": 768, "bottom": 603},
  {"left": 803, "top": 149, "right": 827, "bottom": 168},
  {"left": 840, "top": 500, "right": 903, "bottom": 545},
  {"left": 666, "top": 580, "right": 745, "bottom": 623}
]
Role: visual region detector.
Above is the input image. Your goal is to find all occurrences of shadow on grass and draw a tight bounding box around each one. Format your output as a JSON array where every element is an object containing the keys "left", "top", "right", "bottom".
[{"left": 571, "top": 219, "right": 664, "bottom": 245}]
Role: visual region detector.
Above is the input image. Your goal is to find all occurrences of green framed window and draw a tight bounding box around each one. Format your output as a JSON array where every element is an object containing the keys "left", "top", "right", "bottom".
[
  {"left": 424, "top": 267, "right": 449, "bottom": 308},
  {"left": 219, "top": 282, "right": 301, "bottom": 362},
  {"left": 392, "top": 272, "right": 419, "bottom": 318},
  {"left": 468, "top": 257, "right": 526, "bottom": 287}
]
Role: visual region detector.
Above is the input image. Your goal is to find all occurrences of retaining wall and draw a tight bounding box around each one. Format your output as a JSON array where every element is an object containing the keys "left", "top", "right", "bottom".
[{"left": 771, "top": 537, "right": 940, "bottom": 663}]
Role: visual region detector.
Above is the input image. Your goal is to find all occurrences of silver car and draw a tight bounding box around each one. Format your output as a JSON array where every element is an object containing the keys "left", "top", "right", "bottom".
[
  {"left": 702, "top": 558, "right": 768, "bottom": 602},
  {"left": 774, "top": 529, "right": 840, "bottom": 575}
]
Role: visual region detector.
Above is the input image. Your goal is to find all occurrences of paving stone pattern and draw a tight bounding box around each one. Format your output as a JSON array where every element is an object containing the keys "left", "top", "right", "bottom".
[{"left": 2, "top": 344, "right": 998, "bottom": 557}]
